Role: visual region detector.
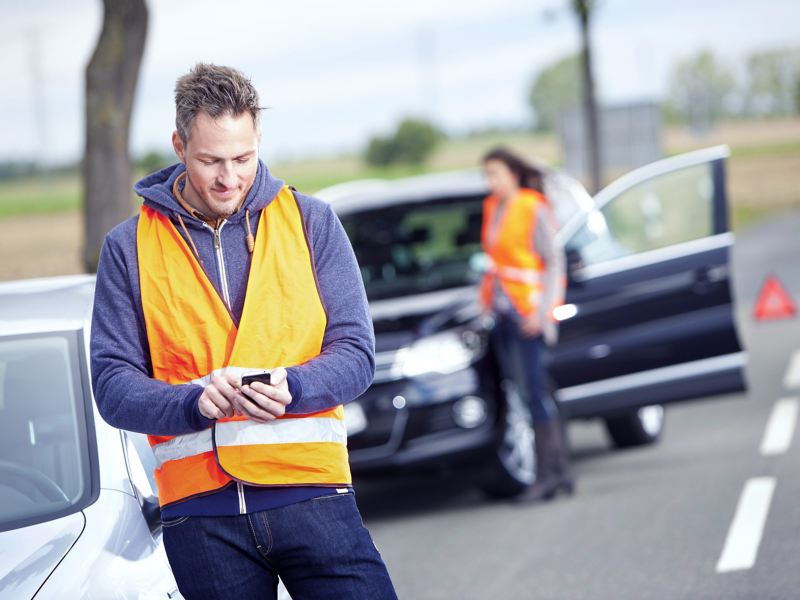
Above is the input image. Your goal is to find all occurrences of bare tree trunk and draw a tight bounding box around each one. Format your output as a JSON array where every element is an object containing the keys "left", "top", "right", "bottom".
[
  {"left": 573, "top": 0, "right": 602, "bottom": 193},
  {"left": 83, "top": 0, "right": 148, "bottom": 272}
]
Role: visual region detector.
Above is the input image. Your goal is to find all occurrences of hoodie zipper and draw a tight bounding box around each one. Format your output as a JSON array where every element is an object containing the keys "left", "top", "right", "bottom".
[
  {"left": 204, "top": 221, "right": 232, "bottom": 310},
  {"left": 204, "top": 220, "right": 247, "bottom": 513}
]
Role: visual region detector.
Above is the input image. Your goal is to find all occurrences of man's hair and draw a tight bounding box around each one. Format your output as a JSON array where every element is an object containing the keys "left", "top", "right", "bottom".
[{"left": 174, "top": 63, "right": 262, "bottom": 144}]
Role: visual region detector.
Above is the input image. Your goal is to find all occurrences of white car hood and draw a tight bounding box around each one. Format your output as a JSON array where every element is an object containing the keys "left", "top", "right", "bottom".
[{"left": 0, "top": 512, "right": 84, "bottom": 599}]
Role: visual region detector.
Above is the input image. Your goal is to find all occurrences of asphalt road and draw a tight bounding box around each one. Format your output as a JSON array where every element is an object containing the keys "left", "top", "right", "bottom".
[{"left": 354, "top": 212, "right": 800, "bottom": 600}]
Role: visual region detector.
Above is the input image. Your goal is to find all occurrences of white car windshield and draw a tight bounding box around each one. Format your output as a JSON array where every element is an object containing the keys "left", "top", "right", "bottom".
[{"left": 0, "top": 332, "right": 90, "bottom": 531}]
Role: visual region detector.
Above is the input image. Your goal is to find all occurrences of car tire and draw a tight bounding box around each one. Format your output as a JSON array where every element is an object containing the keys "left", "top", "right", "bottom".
[
  {"left": 479, "top": 381, "right": 536, "bottom": 498},
  {"left": 604, "top": 404, "right": 665, "bottom": 448}
]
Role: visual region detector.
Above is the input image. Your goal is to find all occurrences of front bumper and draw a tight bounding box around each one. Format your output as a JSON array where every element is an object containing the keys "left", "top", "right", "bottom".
[{"left": 346, "top": 365, "right": 500, "bottom": 472}]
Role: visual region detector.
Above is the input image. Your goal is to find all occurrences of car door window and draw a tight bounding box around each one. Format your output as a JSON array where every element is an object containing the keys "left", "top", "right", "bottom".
[{"left": 568, "top": 163, "right": 715, "bottom": 267}]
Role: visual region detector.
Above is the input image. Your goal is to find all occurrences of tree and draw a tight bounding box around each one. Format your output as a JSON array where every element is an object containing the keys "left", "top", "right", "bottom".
[
  {"left": 136, "top": 150, "right": 173, "bottom": 175},
  {"left": 743, "top": 47, "right": 800, "bottom": 116},
  {"left": 83, "top": 0, "right": 148, "bottom": 272},
  {"left": 667, "top": 50, "right": 734, "bottom": 133},
  {"left": 527, "top": 54, "right": 582, "bottom": 132},
  {"left": 796, "top": 77, "right": 800, "bottom": 115},
  {"left": 365, "top": 118, "right": 442, "bottom": 167}
]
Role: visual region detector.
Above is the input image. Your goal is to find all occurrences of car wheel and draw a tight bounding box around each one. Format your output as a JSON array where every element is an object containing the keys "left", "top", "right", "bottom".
[
  {"left": 604, "top": 404, "right": 665, "bottom": 448},
  {"left": 480, "top": 381, "right": 536, "bottom": 498}
]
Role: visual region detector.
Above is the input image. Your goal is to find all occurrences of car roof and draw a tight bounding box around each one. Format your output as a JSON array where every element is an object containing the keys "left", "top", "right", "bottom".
[
  {"left": 0, "top": 274, "right": 95, "bottom": 335},
  {"left": 316, "top": 169, "right": 489, "bottom": 215},
  {"left": 316, "top": 167, "right": 593, "bottom": 228}
]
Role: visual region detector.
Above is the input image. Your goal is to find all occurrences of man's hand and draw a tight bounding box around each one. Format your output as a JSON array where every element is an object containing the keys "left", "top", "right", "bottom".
[
  {"left": 519, "top": 313, "right": 543, "bottom": 338},
  {"left": 197, "top": 372, "right": 242, "bottom": 420},
  {"left": 234, "top": 367, "right": 292, "bottom": 424}
]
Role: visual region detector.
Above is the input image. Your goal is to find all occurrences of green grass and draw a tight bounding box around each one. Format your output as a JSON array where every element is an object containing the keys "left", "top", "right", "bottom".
[
  {"left": 731, "top": 204, "right": 789, "bottom": 231},
  {"left": 0, "top": 194, "right": 79, "bottom": 218},
  {"left": 0, "top": 119, "right": 798, "bottom": 224},
  {"left": 0, "top": 174, "right": 81, "bottom": 218},
  {"left": 730, "top": 141, "right": 800, "bottom": 158},
  {"left": 273, "top": 160, "right": 432, "bottom": 194}
]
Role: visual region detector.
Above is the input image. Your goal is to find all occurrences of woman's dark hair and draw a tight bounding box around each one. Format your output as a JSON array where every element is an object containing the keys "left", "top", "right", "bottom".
[{"left": 482, "top": 147, "right": 544, "bottom": 194}]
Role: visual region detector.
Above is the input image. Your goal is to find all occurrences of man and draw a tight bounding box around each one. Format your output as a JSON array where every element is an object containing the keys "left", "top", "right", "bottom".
[{"left": 91, "top": 63, "right": 397, "bottom": 600}]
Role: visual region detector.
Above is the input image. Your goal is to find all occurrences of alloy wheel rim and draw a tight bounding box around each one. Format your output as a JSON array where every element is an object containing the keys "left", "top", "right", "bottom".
[{"left": 498, "top": 382, "right": 536, "bottom": 484}]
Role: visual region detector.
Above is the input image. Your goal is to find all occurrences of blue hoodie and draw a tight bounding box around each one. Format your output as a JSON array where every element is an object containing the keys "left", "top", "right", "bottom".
[{"left": 90, "top": 160, "right": 374, "bottom": 515}]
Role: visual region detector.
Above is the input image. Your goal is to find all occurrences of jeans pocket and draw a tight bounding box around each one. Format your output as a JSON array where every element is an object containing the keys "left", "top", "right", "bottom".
[{"left": 161, "top": 515, "right": 191, "bottom": 528}]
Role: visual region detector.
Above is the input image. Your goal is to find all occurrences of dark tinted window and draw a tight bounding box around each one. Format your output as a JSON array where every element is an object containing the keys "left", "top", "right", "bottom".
[{"left": 341, "top": 195, "right": 485, "bottom": 300}]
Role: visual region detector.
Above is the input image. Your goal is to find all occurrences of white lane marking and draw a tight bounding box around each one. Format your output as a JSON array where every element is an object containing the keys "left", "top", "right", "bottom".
[
  {"left": 760, "top": 398, "right": 799, "bottom": 456},
  {"left": 783, "top": 350, "right": 800, "bottom": 390},
  {"left": 716, "top": 477, "right": 776, "bottom": 573}
]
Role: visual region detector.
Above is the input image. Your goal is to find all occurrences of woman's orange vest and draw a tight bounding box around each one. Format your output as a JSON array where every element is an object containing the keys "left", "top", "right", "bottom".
[
  {"left": 136, "top": 186, "right": 351, "bottom": 507},
  {"left": 480, "top": 188, "right": 546, "bottom": 317}
]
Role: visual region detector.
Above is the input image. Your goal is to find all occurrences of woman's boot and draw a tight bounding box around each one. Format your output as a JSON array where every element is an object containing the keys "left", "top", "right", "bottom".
[{"left": 515, "top": 419, "right": 574, "bottom": 503}]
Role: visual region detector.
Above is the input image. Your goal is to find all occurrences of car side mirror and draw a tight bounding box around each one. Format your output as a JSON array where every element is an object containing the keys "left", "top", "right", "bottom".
[{"left": 142, "top": 494, "right": 162, "bottom": 536}]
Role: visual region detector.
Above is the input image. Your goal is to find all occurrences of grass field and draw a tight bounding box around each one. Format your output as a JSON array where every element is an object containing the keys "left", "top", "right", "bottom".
[{"left": 1, "top": 118, "right": 798, "bottom": 281}]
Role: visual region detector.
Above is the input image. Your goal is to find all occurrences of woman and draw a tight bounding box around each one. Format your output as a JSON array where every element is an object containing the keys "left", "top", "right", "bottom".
[{"left": 480, "top": 147, "right": 573, "bottom": 502}]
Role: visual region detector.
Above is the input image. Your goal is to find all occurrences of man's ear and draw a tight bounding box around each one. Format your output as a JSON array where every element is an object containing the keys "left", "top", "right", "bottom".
[{"left": 172, "top": 131, "right": 186, "bottom": 164}]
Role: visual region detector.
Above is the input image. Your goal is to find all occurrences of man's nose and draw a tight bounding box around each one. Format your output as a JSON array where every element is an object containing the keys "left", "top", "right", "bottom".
[{"left": 217, "top": 161, "right": 236, "bottom": 187}]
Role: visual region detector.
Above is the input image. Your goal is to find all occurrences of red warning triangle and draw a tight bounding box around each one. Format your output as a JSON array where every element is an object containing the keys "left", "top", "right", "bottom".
[{"left": 753, "top": 275, "right": 796, "bottom": 321}]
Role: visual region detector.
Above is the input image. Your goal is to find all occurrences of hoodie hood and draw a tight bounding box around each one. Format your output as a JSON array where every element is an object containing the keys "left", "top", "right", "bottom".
[{"left": 133, "top": 159, "right": 285, "bottom": 224}]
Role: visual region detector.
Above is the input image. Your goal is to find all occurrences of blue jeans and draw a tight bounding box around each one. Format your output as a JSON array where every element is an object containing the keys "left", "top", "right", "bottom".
[
  {"left": 162, "top": 492, "right": 397, "bottom": 600},
  {"left": 492, "top": 313, "right": 557, "bottom": 424}
]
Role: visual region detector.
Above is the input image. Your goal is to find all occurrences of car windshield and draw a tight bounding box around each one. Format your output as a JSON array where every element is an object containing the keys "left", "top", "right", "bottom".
[
  {"left": 340, "top": 195, "right": 486, "bottom": 301},
  {"left": 0, "top": 332, "right": 91, "bottom": 531}
]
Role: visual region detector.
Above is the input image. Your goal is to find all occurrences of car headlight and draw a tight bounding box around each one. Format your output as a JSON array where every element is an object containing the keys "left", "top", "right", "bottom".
[{"left": 391, "top": 329, "right": 485, "bottom": 379}]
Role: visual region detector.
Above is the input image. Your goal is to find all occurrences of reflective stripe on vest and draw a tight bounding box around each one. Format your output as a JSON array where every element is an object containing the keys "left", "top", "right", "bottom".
[
  {"left": 480, "top": 188, "right": 546, "bottom": 317},
  {"left": 137, "top": 185, "right": 351, "bottom": 507},
  {"left": 151, "top": 416, "right": 347, "bottom": 468},
  {"left": 485, "top": 259, "right": 543, "bottom": 285}
]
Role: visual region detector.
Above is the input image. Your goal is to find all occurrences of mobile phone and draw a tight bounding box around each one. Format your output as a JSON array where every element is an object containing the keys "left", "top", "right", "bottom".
[{"left": 241, "top": 372, "right": 271, "bottom": 387}]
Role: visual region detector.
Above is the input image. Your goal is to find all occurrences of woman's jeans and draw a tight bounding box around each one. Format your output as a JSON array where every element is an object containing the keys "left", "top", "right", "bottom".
[
  {"left": 162, "top": 491, "right": 397, "bottom": 600},
  {"left": 492, "top": 312, "right": 558, "bottom": 424}
]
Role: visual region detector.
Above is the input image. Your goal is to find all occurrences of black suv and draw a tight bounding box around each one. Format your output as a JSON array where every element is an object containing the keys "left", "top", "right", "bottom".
[{"left": 317, "top": 146, "right": 746, "bottom": 496}]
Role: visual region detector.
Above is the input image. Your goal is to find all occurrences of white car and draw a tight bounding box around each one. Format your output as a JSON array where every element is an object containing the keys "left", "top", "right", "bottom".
[{"left": 0, "top": 275, "right": 182, "bottom": 599}]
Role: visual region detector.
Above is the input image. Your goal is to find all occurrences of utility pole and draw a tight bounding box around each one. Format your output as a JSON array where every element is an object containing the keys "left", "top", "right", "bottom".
[
  {"left": 572, "top": 0, "right": 602, "bottom": 193},
  {"left": 28, "top": 29, "right": 47, "bottom": 167},
  {"left": 415, "top": 26, "right": 437, "bottom": 122}
]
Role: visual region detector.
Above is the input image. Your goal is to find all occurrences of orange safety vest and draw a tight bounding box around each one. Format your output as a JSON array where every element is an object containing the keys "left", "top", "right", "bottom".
[
  {"left": 480, "top": 188, "right": 546, "bottom": 317},
  {"left": 136, "top": 185, "right": 351, "bottom": 507}
]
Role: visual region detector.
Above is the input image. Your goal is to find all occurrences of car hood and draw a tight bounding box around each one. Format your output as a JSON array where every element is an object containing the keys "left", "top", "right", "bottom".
[
  {"left": 0, "top": 512, "right": 84, "bottom": 598},
  {"left": 370, "top": 286, "right": 480, "bottom": 352}
]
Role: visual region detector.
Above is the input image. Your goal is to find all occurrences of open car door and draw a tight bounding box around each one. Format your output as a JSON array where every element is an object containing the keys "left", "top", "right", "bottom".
[{"left": 550, "top": 146, "right": 746, "bottom": 422}]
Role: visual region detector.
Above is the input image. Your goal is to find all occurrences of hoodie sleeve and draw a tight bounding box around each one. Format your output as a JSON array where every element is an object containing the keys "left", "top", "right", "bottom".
[
  {"left": 90, "top": 220, "right": 215, "bottom": 435},
  {"left": 284, "top": 199, "right": 375, "bottom": 414}
]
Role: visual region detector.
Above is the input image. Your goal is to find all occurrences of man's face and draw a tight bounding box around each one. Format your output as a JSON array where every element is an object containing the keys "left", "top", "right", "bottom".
[{"left": 172, "top": 111, "right": 259, "bottom": 221}]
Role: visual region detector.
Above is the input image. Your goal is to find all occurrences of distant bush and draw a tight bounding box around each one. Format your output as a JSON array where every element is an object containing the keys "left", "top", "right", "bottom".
[
  {"left": 0, "top": 161, "right": 39, "bottom": 181},
  {"left": 137, "top": 150, "right": 174, "bottom": 174},
  {"left": 365, "top": 118, "right": 442, "bottom": 166}
]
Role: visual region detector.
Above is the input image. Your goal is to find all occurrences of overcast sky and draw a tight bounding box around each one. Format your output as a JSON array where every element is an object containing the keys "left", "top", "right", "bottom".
[{"left": 1, "top": 0, "right": 798, "bottom": 164}]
